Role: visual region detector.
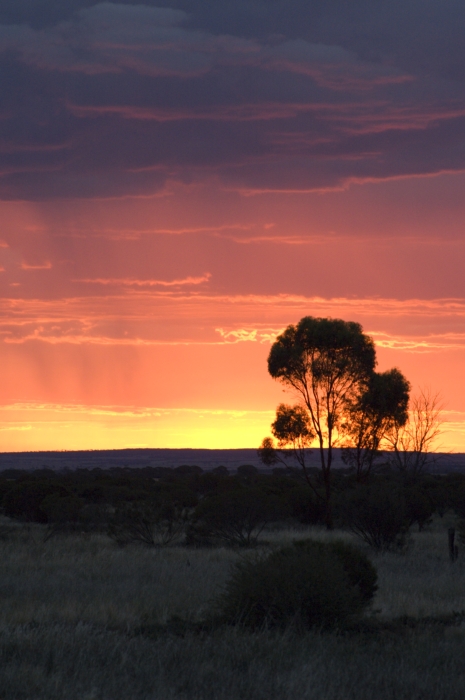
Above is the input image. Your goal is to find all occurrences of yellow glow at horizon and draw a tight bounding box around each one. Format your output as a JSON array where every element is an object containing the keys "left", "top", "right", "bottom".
[
  {"left": 0, "top": 404, "right": 464, "bottom": 453},
  {"left": 0, "top": 404, "right": 276, "bottom": 451}
]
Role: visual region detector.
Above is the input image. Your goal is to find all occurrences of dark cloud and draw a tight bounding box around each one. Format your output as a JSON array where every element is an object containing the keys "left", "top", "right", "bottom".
[{"left": 0, "top": 1, "right": 464, "bottom": 199}]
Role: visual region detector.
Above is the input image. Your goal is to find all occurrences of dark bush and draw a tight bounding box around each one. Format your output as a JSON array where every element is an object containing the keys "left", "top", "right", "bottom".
[
  {"left": 187, "top": 488, "right": 287, "bottom": 547},
  {"left": 211, "top": 466, "right": 229, "bottom": 476},
  {"left": 421, "top": 476, "right": 450, "bottom": 518},
  {"left": 237, "top": 464, "right": 259, "bottom": 480},
  {"left": 299, "top": 539, "right": 377, "bottom": 604},
  {"left": 404, "top": 486, "right": 434, "bottom": 531},
  {"left": 339, "top": 481, "right": 409, "bottom": 551},
  {"left": 108, "top": 499, "right": 188, "bottom": 547},
  {"left": 2, "top": 480, "right": 69, "bottom": 523},
  {"left": 40, "top": 493, "right": 86, "bottom": 540},
  {"left": 450, "top": 481, "right": 465, "bottom": 519},
  {"left": 40, "top": 493, "right": 84, "bottom": 522},
  {"left": 288, "top": 486, "right": 326, "bottom": 525},
  {"left": 215, "top": 539, "right": 377, "bottom": 630},
  {"left": 174, "top": 465, "right": 203, "bottom": 478}
]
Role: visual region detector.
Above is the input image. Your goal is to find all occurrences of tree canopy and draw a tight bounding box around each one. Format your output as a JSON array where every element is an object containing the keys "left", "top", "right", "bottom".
[
  {"left": 268, "top": 317, "right": 376, "bottom": 466},
  {"left": 341, "top": 368, "right": 411, "bottom": 481}
]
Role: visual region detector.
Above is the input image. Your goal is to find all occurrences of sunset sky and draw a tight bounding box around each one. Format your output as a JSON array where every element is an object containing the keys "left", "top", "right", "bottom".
[{"left": 0, "top": 0, "right": 465, "bottom": 451}]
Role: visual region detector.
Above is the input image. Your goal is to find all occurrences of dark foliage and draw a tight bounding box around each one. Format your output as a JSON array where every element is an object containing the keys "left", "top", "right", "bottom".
[
  {"left": 236, "top": 464, "right": 259, "bottom": 480},
  {"left": 215, "top": 539, "right": 377, "bottom": 630},
  {"left": 108, "top": 499, "right": 189, "bottom": 547},
  {"left": 341, "top": 368, "right": 410, "bottom": 481},
  {"left": 339, "top": 481, "right": 410, "bottom": 551},
  {"left": 449, "top": 479, "right": 465, "bottom": 519},
  {"left": 288, "top": 485, "right": 326, "bottom": 525},
  {"left": 187, "top": 488, "right": 288, "bottom": 547},
  {"left": 2, "top": 480, "right": 69, "bottom": 523},
  {"left": 404, "top": 485, "right": 435, "bottom": 531}
]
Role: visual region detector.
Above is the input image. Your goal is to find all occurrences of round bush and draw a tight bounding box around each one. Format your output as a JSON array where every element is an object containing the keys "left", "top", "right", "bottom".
[
  {"left": 296, "top": 539, "right": 378, "bottom": 604},
  {"left": 216, "top": 539, "right": 377, "bottom": 630}
]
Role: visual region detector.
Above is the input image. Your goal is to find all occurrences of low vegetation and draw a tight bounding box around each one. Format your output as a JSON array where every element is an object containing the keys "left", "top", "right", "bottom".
[
  {"left": 216, "top": 539, "right": 377, "bottom": 630},
  {"left": 0, "top": 463, "right": 465, "bottom": 698}
]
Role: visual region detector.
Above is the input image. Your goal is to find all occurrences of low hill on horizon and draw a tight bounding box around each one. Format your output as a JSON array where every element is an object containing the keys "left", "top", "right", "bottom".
[{"left": 0, "top": 448, "right": 464, "bottom": 474}]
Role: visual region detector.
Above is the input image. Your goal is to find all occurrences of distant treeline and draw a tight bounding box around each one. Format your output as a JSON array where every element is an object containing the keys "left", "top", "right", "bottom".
[{"left": 1, "top": 465, "right": 465, "bottom": 550}]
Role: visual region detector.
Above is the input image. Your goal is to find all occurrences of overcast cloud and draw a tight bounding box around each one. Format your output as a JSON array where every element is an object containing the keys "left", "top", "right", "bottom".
[{"left": 0, "top": 1, "right": 464, "bottom": 198}]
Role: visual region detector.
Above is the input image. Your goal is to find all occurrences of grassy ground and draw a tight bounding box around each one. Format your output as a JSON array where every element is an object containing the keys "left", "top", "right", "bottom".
[{"left": 1, "top": 517, "right": 464, "bottom": 699}]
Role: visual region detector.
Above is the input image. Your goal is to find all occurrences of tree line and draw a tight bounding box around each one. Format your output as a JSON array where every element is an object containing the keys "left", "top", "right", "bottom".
[{"left": 1, "top": 462, "right": 465, "bottom": 551}]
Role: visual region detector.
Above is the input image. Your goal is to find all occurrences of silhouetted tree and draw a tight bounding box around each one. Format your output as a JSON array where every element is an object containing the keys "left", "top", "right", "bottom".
[
  {"left": 341, "top": 368, "right": 410, "bottom": 481},
  {"left": 266, "top": 317, "right": 376, "bottom": 527},
  {"left": 385, "top": 387, "right": 444, "bottom": 476}
]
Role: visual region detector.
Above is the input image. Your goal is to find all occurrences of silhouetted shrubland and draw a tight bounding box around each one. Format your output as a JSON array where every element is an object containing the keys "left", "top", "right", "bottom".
[{"left": 1, "top": 467, "right": 465, "bottom": 550}]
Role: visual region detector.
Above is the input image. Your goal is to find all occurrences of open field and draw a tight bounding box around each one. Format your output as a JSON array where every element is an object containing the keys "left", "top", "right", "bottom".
[{"left": 1, "top": 518, "right": 465, "bottom": 699}]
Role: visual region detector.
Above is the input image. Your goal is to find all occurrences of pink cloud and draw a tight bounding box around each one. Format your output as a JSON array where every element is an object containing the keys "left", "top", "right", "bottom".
[
  {"left": 20, "top": 261, "right": 52, "bottom": 270},
  {"left": 75, "top": 273, "right": 211, "bottom": 287}
]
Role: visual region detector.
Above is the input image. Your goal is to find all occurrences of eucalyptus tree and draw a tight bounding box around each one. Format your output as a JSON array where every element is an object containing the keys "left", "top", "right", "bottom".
[{"left": 266, "top": 317, "right": 376, "bottom": 527}]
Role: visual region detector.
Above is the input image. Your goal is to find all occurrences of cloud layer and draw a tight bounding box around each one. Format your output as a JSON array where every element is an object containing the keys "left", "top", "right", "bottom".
[{"left": 1, "top": 1, "right": 465, "bottom": 198}]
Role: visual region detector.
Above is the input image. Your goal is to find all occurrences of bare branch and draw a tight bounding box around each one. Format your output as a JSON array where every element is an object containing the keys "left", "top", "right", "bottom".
[{"left": 385, "top": 387, "right": 445, "bottom": 476}]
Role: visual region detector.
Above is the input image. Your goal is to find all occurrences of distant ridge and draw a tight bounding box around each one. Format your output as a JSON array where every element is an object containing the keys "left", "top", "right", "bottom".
[{"left": 0, "top": 448, "right": 464, "bottom": 474}]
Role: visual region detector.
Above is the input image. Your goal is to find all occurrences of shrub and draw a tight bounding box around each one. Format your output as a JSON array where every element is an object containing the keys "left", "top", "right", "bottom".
[
  {"left": 236, "top": 464, "right": 259, "bottom": 480},
  {"left": 339, "top": 481, "right": 409, "bottom": 551},
  {"left": 450, "top": 481, "right": 465, "bottom": 519},
  {"left": 288, "top": 485, "right": 326, "bottom": 525},
  {"left": 2, "top": 480, "right": 69, "bottom": 523},
  {"left": 40, "top": 493, "right": 86, "bottom": 540},
  {"left": 187, "top": 488, "right": 286, "bottom": 547},
  {"left": 108, "top": 500, "right": 188, "bottom": 547},
  {"left": 404, "top": 486, "right": 434, "bottom": 531},
  {"left": 215, "top": 539, "right": 377, "bottom": 630},
  {"left": 315, "top": 540, "right": 377, "bottom": 603}
]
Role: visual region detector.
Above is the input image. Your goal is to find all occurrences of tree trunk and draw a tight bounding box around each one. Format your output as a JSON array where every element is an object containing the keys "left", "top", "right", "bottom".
[{"left": 323, "top": 469, "right": 333, "bottom": 530}]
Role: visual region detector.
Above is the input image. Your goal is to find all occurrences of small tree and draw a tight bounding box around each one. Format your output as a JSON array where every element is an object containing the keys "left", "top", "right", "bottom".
[
  {"left": 341, "top": 369, "right": 410, "bottom": 482},
  {"left": 385, "top": 387, "right": 444, "bottom": 476}
]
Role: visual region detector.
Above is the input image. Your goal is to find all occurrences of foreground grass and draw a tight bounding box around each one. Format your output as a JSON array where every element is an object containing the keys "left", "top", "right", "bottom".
[
  {"left": 1, "top": 519, "right": 464, "bottom": 699},
  {"left": 2, "top": 622, "right": 465, "bottom": 700}
]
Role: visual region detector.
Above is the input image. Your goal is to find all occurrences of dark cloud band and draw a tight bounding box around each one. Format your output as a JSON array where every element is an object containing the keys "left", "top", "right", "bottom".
[{"left": 0, "top": 1, "right": 464, "bottom": 199}]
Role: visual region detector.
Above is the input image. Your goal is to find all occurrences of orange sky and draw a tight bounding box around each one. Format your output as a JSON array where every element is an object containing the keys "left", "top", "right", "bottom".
[
  {"left": 0, "top": 176, "right": 464, "bottom": 451},
  {"left": 1, "top": 2, "right": 465, "bottom": 451}
]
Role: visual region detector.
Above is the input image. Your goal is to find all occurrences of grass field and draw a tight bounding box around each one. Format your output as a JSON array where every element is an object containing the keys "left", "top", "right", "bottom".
[{"left": 1, "top": 517, "right": 464, "bottom": 699}]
